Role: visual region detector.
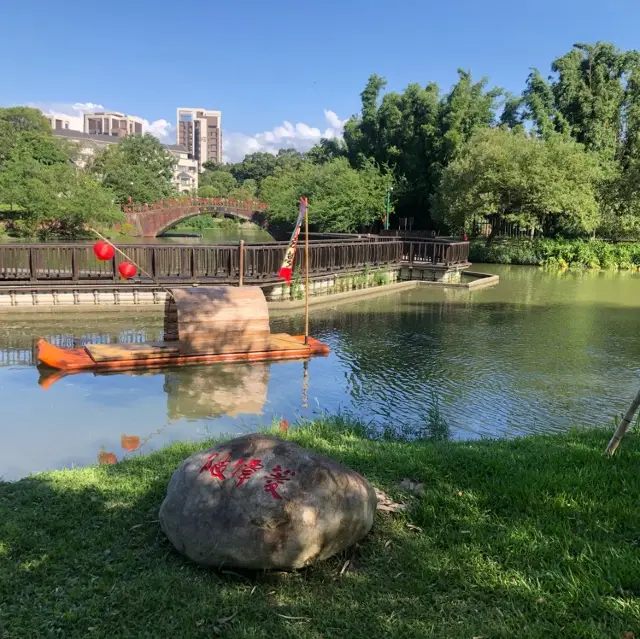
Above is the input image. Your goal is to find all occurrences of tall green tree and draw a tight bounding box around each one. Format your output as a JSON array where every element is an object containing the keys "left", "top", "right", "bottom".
[
  {"left": 434, "top": 128, "right": 604, "bottom": 240},
  {"left": 342, "top": 71, "right": 502, "bottom": 227},
  {"left": 89, "top": 133, "right": 175, "bottom": 204},
  {"left": 198, "top": 170, "right": 238, "bottom": 196},
  {"left": 228, "top": 152, "right": 279, "bottom": 184},
  {"left": 550, "top": 42, "right": 637, "bottom": 160},
  {"left": 0, "top": 144, "right": 120, "bottom": 237},
  {"left": 620, "top": 56, "right": 640, "bottom": 165},
  {"left": 0, "top": 107, "right": 52, "bottom": 164},
  {"left": 343, "top": 74, "right": 388, "bottom": 166},
  {"left": 307, "top": 138, "right": 347, "bottom": 165},
  {"left": 261, "top": 156, "right": 393, "bottom": 232},
  {"left": 518, "top": 69, "right": 569, "bottom": 138},
  {"left": 436, "top": 70, "right": 502, "bottom": 167}
]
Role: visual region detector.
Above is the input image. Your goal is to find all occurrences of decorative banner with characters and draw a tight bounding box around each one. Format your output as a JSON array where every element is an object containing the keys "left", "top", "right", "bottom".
[{"left": 278, "top": 197, "right": 308, "bottom": 284}]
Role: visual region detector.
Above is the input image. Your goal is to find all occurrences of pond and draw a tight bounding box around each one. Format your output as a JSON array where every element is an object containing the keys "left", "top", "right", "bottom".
[{"left": 2, "top": 263, "right": 640, "bottom": 481}]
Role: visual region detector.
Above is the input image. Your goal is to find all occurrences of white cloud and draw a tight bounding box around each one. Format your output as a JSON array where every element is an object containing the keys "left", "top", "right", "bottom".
[
  {"left": 144, "top": 118, "right": 174, "bottom": 142},
  {"left": 22, "top": 101, "right": 346, "bottom": 160},
  {"left": 222, "top": 109, "right": 346, "bottom": 162}
]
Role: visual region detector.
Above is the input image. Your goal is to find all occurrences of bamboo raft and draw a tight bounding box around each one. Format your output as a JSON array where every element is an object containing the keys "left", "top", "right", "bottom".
[{"left": 36, "top": 286, "right": 330, "bottom": 373}]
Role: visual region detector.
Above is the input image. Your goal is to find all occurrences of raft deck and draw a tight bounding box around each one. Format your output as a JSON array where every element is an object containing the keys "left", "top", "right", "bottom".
[{"left": 36, "top": 334, "right": 330, "bottom": 372}]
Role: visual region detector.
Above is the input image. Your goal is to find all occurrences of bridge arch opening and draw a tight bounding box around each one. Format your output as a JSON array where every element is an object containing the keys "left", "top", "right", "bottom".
[
  {"left": 123, "top": 200, "right": 278, "bottom": 239},
  {"left": 155, "top": 209, "right": 275, "bottom": 240}
]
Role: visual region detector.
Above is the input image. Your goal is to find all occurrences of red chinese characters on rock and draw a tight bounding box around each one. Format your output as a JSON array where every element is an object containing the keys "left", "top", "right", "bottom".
[
  {"left": 199, "top": 453, "right": 296, "bottom": 499},
  {"left": 264, "top": 465, "right": 296, "bottom": 500},
  {"left": 200, "top": 452, "right": 232, "bottom": 481},
  {"left": 230, "top": 458, "right": 264, "bottom": 487}
]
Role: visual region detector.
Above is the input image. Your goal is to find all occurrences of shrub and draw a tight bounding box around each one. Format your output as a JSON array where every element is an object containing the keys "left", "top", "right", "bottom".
[{"left": 469, "top": 238, "right": 640, "bottom": 271}]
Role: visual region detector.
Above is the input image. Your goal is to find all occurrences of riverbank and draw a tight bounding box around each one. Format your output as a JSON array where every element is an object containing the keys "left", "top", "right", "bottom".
[
  {"left": 470, "top": 237, "right": 640, "bottom": 270},
  {"left": 1, "top": 419, "right": 639, "bottom": 638}
]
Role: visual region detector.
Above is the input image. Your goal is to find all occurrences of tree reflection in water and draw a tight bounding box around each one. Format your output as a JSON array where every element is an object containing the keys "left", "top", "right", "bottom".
[
  {"left": 163, "top": 362, "right": 270, "bottom": 421},
  {"left": 90, "top": 362, "right": 271, "bottom": 463}
]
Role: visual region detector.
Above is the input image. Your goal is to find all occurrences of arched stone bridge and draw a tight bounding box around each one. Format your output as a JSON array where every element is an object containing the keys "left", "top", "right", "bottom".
[{"left": 121, "top": 197, "right": 271, "bottom": 237}]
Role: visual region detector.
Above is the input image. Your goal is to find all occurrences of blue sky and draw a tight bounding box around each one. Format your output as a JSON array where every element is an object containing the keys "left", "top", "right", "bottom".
[{"left": 1, "top": 0, "right": 638, "bottom": 160}]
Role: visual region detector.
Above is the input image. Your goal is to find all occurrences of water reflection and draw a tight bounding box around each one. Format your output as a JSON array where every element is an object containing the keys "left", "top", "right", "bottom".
[
  {"left": 37, "top": 362, "right": 271, "bottom": 466},
  {"left": 163, "top": 363, "right": 269, "bottom": 420},
  {"left": 121, "top": 434, "right": 141, "bottom": 451},
  {"left": 97, "top": 447, "right": 117, "bottom": 465},
  {"left": 38, "top": 361, "right": 270, "bottom": 421},
  {"left": 3, "top": 263, "right": 640, "bottom": 480}
]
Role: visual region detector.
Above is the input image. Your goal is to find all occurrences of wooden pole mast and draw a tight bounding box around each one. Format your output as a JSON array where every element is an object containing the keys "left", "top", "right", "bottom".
[{"left": 304, "top": 197, "right": 309, "bottom": 345}]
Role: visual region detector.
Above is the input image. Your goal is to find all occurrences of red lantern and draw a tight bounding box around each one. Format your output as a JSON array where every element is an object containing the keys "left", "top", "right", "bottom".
[
  {"left": 118, "top": 262, "right": 137, "bottom": 279},
  {"left": 93, "top": 240, "right": 115, "bottom": 261}
]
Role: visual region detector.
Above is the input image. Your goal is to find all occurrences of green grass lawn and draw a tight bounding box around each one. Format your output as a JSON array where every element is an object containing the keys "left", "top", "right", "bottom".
[{"left": 1, "top": 420, "right": 639, "bottom": 638}]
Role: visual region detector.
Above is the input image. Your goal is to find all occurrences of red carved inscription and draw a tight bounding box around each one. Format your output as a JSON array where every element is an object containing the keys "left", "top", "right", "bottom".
[
  {"left": 231, "top": 458, "right": 265, "bottom": 487},
  {"left": 264, "top": 465, "right": 296, "bottom": 500},
  {"left": 200, "top": 452, "right": 232, "bottom": 481},
  {"left": 199, "top": 453, "right": 295, "bottom": 499}
]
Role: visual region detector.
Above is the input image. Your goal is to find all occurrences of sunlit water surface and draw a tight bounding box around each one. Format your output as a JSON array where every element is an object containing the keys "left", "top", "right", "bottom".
[{"left": 2, "top": 264, "right": 640, "bottom": 480}]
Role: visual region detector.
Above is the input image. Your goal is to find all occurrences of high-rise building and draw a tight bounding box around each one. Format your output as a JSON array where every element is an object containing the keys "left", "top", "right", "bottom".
[
  {"left": 83, "top": 111, "right": 143, "bottom": 137},
  {"left": 176, "top": 108, "right": 222, "bottom": 170}
]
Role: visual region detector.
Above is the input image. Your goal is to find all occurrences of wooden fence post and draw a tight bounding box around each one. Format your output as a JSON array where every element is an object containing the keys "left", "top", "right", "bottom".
[
  {"left": 190, "top": 247, "right": 196, "bottom": 283},
  {"left": 238, "top": 240, "right": 245, "bottom": 286},
  {"left": 71, "top": 248, "right": 79, "bottom": 281},
  {"left": 28, "top": 248, "right": 36, "bottom": 282}
]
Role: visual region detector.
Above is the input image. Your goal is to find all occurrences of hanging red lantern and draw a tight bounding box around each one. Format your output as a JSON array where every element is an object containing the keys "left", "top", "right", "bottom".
[
  {"left": 118, "top": 262, "right": 137, "bottom": 279},
  {"left": 93, "top": 240, "right": 115, "bottom": 261}
]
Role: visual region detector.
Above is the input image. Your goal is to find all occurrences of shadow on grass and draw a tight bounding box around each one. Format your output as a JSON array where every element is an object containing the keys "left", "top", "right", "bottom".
[{"left": 1, "top": 423, "right": 640, "bottom": 638}]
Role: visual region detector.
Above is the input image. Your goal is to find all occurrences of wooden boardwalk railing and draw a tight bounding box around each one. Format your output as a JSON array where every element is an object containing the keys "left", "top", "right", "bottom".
[{"left": 0, "top": 238, "right": 469, "bottom": 287}]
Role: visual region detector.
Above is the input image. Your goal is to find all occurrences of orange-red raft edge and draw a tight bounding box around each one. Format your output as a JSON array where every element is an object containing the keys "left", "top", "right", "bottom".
[{"left": 36, "top": 335, "right": 331, "bottom": 373}]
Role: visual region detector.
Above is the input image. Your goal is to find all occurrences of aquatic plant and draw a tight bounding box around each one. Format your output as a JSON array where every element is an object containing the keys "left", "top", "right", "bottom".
[
  {"left": 290, "top": 266, "right": 304, "bottom": 300},
  {"left": 469, "top": 238, "right": 640, "bottom": 271},
  {"left": 373, "top": 268, "right": 390, "bottom": 286}
]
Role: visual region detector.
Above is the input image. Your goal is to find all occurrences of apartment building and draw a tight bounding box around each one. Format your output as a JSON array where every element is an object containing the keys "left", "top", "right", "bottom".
[
  {"left": 84, "top": 111, "right": 144, "bottom": 137},
  {"left": 176, "top": 108, "right": 222, "bottom": 170},
  {"left": 52, "top": 130, "right": 198, "bottom": 192},
  {"left": 165, "top": 144, "right": 199, "bottom": 192}
]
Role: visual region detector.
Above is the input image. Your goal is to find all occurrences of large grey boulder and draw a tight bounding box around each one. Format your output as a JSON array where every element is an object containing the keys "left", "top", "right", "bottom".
[{"left": 159, "top": 433, "right": 377, "bottom": 570}]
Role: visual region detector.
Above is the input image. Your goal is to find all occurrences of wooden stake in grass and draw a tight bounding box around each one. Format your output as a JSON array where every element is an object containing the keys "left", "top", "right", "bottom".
[{"left": 604, "top": 386, "right": 640, "bottom": 456}]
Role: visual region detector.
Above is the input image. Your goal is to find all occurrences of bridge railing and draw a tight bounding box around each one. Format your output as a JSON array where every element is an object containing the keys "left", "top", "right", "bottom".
[
  {"left": 0, "top": 238, "right": 468, "bottom": 286},
  {"left": 122, "top": 197, "right": 269, "bottom": 214}
]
